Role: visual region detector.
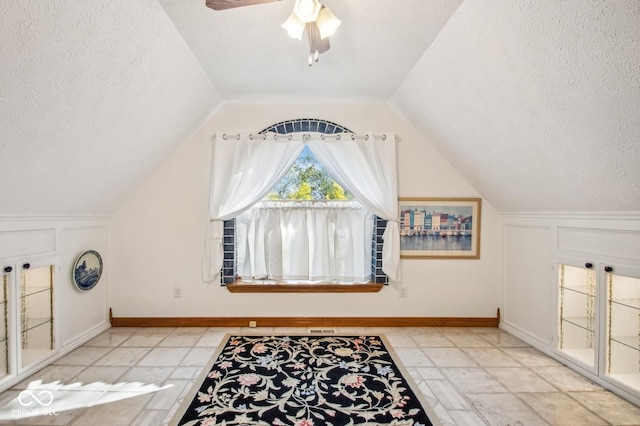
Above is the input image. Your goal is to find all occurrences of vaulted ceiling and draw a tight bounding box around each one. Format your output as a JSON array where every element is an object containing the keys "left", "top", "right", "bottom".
[{"left": 1, "top": 0, "right": 638, "bottom": 215}]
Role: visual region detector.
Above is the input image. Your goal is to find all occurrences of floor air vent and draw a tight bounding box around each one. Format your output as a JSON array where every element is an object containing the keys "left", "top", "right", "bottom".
[{"left": 310, "top": 329, "right": 335, "bottom": 334}]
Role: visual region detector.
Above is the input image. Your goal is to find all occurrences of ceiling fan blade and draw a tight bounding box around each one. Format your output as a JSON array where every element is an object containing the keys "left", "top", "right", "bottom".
[{"left": 205, "top": 0, "right": 280, "bottom": 11}]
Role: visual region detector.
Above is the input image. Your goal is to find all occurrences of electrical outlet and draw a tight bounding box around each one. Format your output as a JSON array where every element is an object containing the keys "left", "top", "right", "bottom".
[
  {"left": 173, "top": 287, "right": 182, "bottom": 298},
  {"left": 399, "top": 287, "right": 407, "bottom": 298},
  {"left": 249, "top": 320, "right": 257, "bottom": 328}
]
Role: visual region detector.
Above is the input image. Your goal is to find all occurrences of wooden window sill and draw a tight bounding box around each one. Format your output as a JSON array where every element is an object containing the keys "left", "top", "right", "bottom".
[{"left": 226, "top": 281, "right": 384, "bottom": 293}]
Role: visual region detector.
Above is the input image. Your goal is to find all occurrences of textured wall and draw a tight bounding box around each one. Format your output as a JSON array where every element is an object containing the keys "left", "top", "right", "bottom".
[
  {"left": 0, "top": 0, "right": 222, "bottom": 215},
  {"left": 391, "top": 0, "right": 640, "bottom": 212},
  {"left": 2, "top": 0, "right": 638, "bottom": 216}
]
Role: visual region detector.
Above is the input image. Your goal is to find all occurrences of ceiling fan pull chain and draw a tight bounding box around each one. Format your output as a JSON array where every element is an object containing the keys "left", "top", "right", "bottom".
[{"left": 308, "top": 49, "right": 319, "bottom": 66}]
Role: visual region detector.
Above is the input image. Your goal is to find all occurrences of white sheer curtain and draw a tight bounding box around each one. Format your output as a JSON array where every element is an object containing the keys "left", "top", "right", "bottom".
[
  {"left": 203, "top": 131, "right": 400, "bottom": 283},
  {"left": 203, "top": 133, "right": 304, "bottom": 282},
  {"left": 308, "top": 134, "right": 401, "bottom": 280},
  {"left": 236, "top": 201, "right": 373, "bottom": 282}
]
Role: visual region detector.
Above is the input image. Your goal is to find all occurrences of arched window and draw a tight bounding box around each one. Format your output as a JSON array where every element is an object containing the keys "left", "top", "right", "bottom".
[{"left": 219, "top": 119, "right": 388, "bottom": 291}]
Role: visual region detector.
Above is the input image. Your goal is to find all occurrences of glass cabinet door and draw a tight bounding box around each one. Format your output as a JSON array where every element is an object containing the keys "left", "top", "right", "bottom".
[
  {"left": 20, "top": 263, "right": 54, "bottom": 368},
  {"left": 558, "top": 263, "right": 597, "bottom": 368},
  {"left": 0, "top": 268, "right": 10, "bottom": 380},
  {"left": 606, "top": 267, "right": 640, "bottom": 392}
]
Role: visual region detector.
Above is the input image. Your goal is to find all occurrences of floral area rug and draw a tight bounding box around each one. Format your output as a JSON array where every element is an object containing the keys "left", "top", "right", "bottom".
[{"left": 172, "top": 334, "right": 437, "bottom": 426}]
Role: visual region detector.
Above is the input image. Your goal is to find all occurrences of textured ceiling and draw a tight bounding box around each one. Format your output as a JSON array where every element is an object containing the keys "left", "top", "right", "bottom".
[
  {"left": 1, "top": 0, "right": 639, "bottom": 216},
  {"left": 391, "top": 0, "right": 640, "bottom": 212},
  {"left": 158, "top": 0, "right": 464, "bottom": 101}
]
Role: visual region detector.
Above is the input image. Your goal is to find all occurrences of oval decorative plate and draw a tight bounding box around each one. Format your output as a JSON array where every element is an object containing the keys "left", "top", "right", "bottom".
[{"left": 73, "top": 250, "right": 103, "bottom": 291}]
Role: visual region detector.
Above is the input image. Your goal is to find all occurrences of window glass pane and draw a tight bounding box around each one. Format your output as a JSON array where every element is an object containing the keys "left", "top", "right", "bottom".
[{"left": 266, "top": 146, "right": 352, "bottom": 201}]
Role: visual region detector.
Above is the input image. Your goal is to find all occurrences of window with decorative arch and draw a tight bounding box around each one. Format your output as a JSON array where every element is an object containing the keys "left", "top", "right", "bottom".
[{"left": 220, "top": 118, "right": 388, "bottom": 293}]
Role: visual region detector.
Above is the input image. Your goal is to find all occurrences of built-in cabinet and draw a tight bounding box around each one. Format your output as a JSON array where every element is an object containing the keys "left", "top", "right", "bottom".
[
  {"left": 0, "top": 258, "right": 56, "bottom": 386},
  {"left": 558, "top": 258, "right": 640, "bottom": 398},
  {"left": 607, "top": 266, "right": 640, "bottom": 391}
]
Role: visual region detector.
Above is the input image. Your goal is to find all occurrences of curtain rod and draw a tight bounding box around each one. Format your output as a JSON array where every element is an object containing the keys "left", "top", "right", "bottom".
[{"left": 210, "top": 132, "right": 399, "bottom": 142}]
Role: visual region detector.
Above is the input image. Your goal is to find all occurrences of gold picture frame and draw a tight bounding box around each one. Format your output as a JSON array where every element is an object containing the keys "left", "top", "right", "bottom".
[{"left": 398, "top": 197, "right": 481, "bottom": 259}]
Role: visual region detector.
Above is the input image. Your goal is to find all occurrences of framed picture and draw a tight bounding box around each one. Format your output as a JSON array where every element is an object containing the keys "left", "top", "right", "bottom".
[
  {"left": 398, "top": 198, "right": 481, "bottom": 259},
  {"left": 73, "top": 250, "right": 103, "bottom": 291}
]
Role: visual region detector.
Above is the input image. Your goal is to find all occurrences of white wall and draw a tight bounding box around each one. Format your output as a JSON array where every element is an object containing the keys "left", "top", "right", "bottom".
[
  {"left": 0, "top": 216, "right": 110, "bottom": 390},
  {"left": 110, "top": 102, "right": 501, "bottom": 318},
  {"left": 500, "top": 212, "right": 640, "bottom": 346},
  {"left": 501, "top": 222, "right": 553, "bottom": 346},
  {"left": 57, "top": 222, "right": 111, "bottom": 346}
]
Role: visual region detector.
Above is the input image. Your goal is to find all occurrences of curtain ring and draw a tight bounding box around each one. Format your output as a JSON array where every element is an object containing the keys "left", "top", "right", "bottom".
[
  {"left": 336, "top": 134, "right": 341, "bottom": 141},
  {"left": 288, "top": 134, "right": 293, "bottom": 141},
  {"left": 350, "top": 134, "right": 355, "bottom": 141},
  {"left": 273, "top": 134, "right": 279, "bottom": 141},
  {"left": 302, "top": 134, "right": 311, "bottom": 143},
  {"left": 365, "top": 135, "right": 369, "bottom": 141},
  {"left": 249, "top": 134, "right": 254, "bottom": 140},
  {"left": 381, "top": 134, "right": 387, "bottom": 141},
  {"left": 321, "top": 134, "right": 325, "bottom": 140},
  {"left": 222, "top": 133, "right": 240, "bottom": 141}
]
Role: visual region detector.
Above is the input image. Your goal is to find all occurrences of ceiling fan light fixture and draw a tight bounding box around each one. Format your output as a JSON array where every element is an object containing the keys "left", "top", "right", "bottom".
[
  {"left": 316, "top": 6, "right": 341, "bottom": 39},
  {"left": 293, "top": 0, "right": 321, "bottom": 23},
  {"left": 208, "top": 0, "right": 339, "bottom": 65},
  {"left": 282, "top": 12, "right": 305, "bottom": 40}
]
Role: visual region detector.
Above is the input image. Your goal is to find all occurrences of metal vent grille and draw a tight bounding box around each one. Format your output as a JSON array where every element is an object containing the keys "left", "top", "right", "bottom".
[{"left": 309, "top": 329, "right": 336, "bottom": 334}]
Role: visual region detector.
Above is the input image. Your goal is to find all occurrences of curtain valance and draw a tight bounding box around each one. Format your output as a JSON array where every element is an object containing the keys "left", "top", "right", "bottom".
[
  {"left": 203, "top": 131, "right": 401, "bottom": 283},
  {"left": 236, "top": 201, "right": 373, "bottom": 282}
]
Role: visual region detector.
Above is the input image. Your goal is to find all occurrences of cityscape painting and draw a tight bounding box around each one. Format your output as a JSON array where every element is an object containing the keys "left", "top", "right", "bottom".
[{"left": 398, "top": 198, "right": 481, "bottom": 259}]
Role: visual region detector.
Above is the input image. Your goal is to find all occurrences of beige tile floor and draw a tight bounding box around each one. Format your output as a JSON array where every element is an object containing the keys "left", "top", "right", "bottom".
[{"left": 1, "top": 326, "right": 640, "bottom": 425}]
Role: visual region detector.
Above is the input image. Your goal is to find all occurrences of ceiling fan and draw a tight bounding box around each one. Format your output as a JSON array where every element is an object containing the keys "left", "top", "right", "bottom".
[{"left": 205, "top": 0, "right": 341, "bottom": 66}]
